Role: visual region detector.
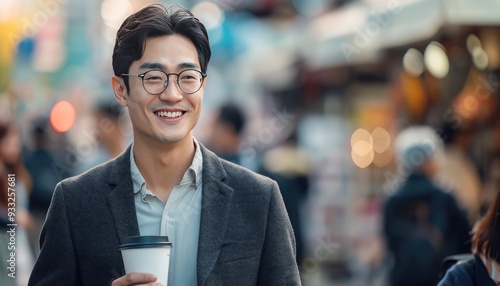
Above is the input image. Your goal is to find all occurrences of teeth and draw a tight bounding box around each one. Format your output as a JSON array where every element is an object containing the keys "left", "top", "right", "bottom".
[{"left": 156, "top": 111, "right": 183, "bottom": 118}]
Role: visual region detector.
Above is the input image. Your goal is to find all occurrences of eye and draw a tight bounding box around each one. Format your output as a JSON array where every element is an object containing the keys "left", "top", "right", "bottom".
[
  {"left": 179, "top": 71, "right": 200, "bottom": 81},
  {"left": 144, "top": 71, "right": 166, "bottom": 81},
  {"left": 145, "top": 76, "right": 163, "bottom": 81}
]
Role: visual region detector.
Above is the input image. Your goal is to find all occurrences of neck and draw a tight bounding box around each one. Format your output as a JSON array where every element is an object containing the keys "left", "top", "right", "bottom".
[{"left": 133, "top": 134, "right": 195, "bottom": 202}]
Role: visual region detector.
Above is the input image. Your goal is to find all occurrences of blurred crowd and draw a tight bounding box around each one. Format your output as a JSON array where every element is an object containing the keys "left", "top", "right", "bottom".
[{"left": 1, "top": 0, "right": 500, "bottom": 285}]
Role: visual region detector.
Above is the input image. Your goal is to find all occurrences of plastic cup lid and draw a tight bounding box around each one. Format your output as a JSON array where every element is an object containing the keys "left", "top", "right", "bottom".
[{"left": 119, "top": 235, "right": 172, "bottom": 250}]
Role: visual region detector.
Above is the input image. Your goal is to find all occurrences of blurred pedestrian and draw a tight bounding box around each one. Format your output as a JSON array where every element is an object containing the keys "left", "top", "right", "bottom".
[
  {"left": 0, "top": 118, "right": 35, "bottom": 286},
  {"left": 23, "top": 118, "right": 62, "bottom": 255},
  {"left": 438, "top": 186, "right": 500, "bottom": 286},
  {"left": 383, "top": 126, "right": 471, "bottom": 286},
  {"left": 75, "top": 100, "right": 127, "bottom": 174},
  {"left": 207, "top": 102, "right": 246, "bottom": 166}
]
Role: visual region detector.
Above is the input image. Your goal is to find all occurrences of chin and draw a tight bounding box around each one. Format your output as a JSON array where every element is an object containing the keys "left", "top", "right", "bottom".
[{"left": 157, "top": 133, "right": 189, "bottom": 144}]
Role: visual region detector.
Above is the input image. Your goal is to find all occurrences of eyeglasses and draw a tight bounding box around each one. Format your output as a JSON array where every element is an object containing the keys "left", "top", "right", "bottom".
[{"left": 121, "top": 69, "right": 206, "bottom": 95}]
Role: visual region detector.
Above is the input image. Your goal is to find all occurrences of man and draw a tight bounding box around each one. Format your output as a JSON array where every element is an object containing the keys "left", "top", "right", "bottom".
[
  {"left": 383, "top": 126, "right": 470, "bottom": 286},
  {"left": 28, "top": 4, "right": 300, "bottom": 286},
  {"left": 75, "top": 100, "right": 127, "bottom": 175},
  {"left": 208, "top": 102, "right": 246, "bottom": 165}
]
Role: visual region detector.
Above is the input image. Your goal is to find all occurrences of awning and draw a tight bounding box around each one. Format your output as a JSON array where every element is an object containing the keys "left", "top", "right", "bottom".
[
  {"left": 306, "top": 0, "right": 500, "bottom": 68},
  {"left": 443, "top": 0, "right": 500, "bottom": 25}
]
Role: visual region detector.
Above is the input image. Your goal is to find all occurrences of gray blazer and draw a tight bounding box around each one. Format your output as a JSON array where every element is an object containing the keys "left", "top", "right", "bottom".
[{"left": 28, "top": 145, "right": 301, "bottom": 285}]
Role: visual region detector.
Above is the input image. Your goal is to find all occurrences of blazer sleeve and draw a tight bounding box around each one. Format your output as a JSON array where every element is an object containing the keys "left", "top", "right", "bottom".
[
  {"left": 28, "top": 183, "right": 80, "bottom": 286},
  {"left": 257, "top": 181, "right": 301, "bottom": 285}
]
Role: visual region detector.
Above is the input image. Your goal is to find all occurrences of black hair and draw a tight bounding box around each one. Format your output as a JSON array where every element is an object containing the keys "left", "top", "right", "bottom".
[
  {"left": 112, "top": 4, "right": 211, "bottom": 91},
  {"left": 96, "top": 100, "right": 122, "bottom": 120},
  {"left": 217, "top": 103, "right": 246, "bottom": 135}
]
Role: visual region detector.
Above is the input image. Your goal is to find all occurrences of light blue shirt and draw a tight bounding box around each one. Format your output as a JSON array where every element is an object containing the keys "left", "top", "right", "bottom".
[{"left": 130, "top": 139, "right": 203, "bottom": 286}]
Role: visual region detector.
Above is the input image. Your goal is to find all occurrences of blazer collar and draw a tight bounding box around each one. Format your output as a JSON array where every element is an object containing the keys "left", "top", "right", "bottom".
[
  {"left": 107, "top": 143, "right": 233, "bottom": 285},
  {"left": 107, "top": 145, "right": 140, "bottom": 244},
  {"left": 197, "top": 144, "right": 233, "bottom": 286}
]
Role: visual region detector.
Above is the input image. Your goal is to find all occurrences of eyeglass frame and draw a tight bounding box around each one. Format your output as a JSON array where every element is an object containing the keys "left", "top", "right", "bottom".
[{"left": 120, "top": 69, "right": 207, "bottom": 95}]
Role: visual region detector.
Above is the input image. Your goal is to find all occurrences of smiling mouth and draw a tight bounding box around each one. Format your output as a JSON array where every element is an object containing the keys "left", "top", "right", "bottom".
[{"left": 154, "top": 111, "right": 184, "bottom": 118}]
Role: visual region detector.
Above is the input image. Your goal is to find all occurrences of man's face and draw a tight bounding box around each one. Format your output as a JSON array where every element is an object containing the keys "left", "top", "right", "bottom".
[{"left": 114, "top": 34, "right": 205, "bottom": 146}]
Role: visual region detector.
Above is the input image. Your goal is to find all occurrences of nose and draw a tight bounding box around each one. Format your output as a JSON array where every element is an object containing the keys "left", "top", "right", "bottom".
[{"left": 159, "top": 75, "right": 183, "bottom": 102}]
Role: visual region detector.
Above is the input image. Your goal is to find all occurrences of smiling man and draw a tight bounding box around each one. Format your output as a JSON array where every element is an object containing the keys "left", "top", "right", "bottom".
[{"left": 28, "top": 4, "right": 301, "bottom": 286}]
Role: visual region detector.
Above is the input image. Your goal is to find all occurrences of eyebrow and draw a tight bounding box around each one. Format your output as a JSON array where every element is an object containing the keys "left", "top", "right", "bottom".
[
  {"left": 139, "top": 62, "right": 164, "bottom": 70},
  {"left": 138, "top": 62, "right": 200, "bottom": 71}
]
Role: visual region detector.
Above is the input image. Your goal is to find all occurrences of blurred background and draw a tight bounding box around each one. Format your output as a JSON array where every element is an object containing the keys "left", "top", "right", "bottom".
[{"left": 1, "top": 0, "right": 499, "bottom": 285}]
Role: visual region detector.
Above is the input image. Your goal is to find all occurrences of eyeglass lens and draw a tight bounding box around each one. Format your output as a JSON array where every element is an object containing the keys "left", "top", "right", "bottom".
[{"left": 142, "top": 70, "right": 203, "bottom": 94}]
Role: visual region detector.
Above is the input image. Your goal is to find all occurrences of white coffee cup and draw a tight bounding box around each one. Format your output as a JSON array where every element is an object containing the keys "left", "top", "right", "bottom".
[{"left": 119, "top": 236, "right": 172, "bottom": 285}]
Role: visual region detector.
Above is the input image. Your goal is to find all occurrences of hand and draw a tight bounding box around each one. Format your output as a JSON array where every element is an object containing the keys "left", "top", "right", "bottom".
[{"left": 111, "top": 273, "right": 162, "bottom": 286}]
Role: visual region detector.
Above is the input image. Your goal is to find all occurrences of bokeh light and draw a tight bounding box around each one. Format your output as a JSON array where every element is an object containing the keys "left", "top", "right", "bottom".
[
  {"left": 465, "top": 33, "right": 491, "bottom": 70},
  {"left": 352, "top": 143, "right": 374, "bottom": 168},
  {"left": 466, "top": 34, "right": 482, "bottom": 54},
  {"left": 101, "top": 0, "right": 132, "bottom": 30},
  {"left": 371, "top": 127, "right": 391, "bottom": 154},
  {"left": 403, "top": 48, "right": 424, "bottom": 77},
  {"left": 471, "top": 47, "right": 489, "bottom": 70},
  {"left": 351, "top": 128, "right": 373, "bottom": 147},
  {"left": 424, "top": 41, "right": 449, "bottom": 78},
  {"left": 351, "top": 127, "right": 392, "bottom": 168},
  {"left": 351, "top": 128, "right": 374, "bottom": 168},
  {"left": 50, "top": 101, "right": 76, "bottom": 133},
  {"left": 192, "top": 2, "right": 224, "bottom": 31}
]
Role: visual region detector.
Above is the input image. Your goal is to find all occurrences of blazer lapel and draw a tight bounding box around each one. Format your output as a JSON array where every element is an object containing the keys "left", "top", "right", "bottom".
[
  {"left": 197, "top": 145, "right": 233, "bottom": 286},
  {"left": 107, "top": 145, "right": 140, "bottom": 243}
]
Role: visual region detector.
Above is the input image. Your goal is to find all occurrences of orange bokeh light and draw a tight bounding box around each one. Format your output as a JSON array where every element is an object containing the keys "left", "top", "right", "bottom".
[{"left": 50, "top": 101, "right": 76, "bottom": 133}]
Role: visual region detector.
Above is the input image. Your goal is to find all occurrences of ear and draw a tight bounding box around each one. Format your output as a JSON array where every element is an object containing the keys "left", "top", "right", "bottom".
[{"left": 111, "top": 76, "right": 128, "bottom": 107}]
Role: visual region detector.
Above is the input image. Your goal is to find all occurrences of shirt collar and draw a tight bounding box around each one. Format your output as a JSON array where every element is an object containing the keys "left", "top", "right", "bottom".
[{"left": 130, "top": 139, "right": 203, "bottom": 198}]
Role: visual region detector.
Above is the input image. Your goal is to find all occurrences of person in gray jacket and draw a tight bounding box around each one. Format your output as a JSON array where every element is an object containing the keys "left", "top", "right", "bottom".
[{"left": 28, "top": 4, "right": 300, "bottom": 286}]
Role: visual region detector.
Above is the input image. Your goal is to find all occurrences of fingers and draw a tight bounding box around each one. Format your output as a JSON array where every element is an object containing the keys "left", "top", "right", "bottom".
[{"left": 111, "top": 273, "right": 162, "bottom": 286}]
